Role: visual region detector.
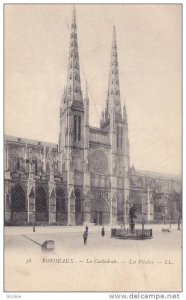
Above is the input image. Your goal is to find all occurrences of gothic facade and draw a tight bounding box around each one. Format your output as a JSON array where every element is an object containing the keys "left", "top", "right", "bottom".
[{"left": 4, "top": 9, "right": 181, "bottom": 226}]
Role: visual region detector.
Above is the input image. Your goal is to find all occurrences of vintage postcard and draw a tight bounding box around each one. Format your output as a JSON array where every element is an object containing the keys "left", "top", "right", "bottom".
[{"left": 4, "top": 4, "right": 182, "bottom": 293}]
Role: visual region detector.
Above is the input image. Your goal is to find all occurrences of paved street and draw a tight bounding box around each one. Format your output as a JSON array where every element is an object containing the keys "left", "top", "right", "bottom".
[{"left": 4, "top": 224, "right": 182, "bottom": 292}]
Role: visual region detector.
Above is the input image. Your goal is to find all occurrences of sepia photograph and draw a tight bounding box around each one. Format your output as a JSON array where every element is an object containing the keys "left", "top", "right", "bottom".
[{"left": 4, "top": 4, "right": 182, "bottom": 292}]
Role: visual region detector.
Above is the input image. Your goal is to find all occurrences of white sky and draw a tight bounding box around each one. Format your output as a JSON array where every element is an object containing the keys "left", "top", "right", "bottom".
[{"left": 4, "top": 4, "right": 182, "bottom": 175}]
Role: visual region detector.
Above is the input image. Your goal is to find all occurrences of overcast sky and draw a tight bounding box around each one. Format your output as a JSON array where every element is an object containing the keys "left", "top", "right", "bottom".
[{"left": 5, "top": 4, "right": 182, "bottom": 175}]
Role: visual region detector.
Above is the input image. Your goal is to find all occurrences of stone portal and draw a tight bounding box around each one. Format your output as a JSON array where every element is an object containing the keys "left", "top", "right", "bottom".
[
  {"left": 35, "top": 187, "right": 48, "bottom": 223},
  {"left": 91, "top": 190, "right": 110, "bottom": 225}
]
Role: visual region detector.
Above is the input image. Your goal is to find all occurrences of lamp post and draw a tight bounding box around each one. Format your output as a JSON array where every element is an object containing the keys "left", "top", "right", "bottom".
[
  {"left": 141, "top": 198, "right": 145, "bottom": 237},
  {"left": 162, "top": 212, "right": 165, "bottom": 225},
  {"left": 142, "top": 212, "right": 145, "bottom": 237},
  {"left": 177, "top": 213, "right": 181, "bottom": 230}
]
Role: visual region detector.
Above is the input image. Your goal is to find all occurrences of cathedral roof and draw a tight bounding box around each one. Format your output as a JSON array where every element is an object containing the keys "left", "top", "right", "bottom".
[{"left": 5, "top": 135, "right": 58, "bottom": 149}]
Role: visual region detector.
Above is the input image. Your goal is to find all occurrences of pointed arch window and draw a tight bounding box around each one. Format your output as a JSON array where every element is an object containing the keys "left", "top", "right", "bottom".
[
  {"left": 78, "top": 116, "right": 81, "bottom": 141},
  {"left": 17, "top": 158, "right": 20, "bottom": 171},
  {"left": 117, "top": 127, "right": 123, "bottom": 149},
  {"left": 75, "top": 190, "right": 81, "bottom": 212},
  {"left": 117, "top": 127, "right": 119, "bottom": 148},
  {"left": 56, "top": 189, "right": 65, "bottom": 212},
  {"left": 11, "top": 185, "right": 26, "bottom": 212},
  {"left": 74, "top": 115, "right": 81, "bottom": 142},
  {"left": 6, "top": 194, "right": 10, "bottom": 210},
  {"left": 120, "top": 128, "right": 123, "bottom": 148},
  {"left": 74, "top": 115, "right": 77, "bottom": 141},
  {"left": 32, "top": 159, "right": 38, "bottom": 174}
]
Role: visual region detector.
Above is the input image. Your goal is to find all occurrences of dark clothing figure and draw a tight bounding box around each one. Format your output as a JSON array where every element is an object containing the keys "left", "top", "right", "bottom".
[
  {"left": 129, "top": 206, "right": 137, "bottom": 233},
  {"left": 83, "top": 230, "right": 88, "bottom": 245},
  {"left": 85, "top": 225, "right": 88, "bottom": 234},
  {"left": 101, "top": 226, "right": 105, "bottom": 237},
  {"left": 130, "top": 220, "right": 135, "bottom": 233},
  {"left": 33, "top": 223, "right": 35, "bottom": 232},
  {"left": 178, "top": 215, "right": 181, "bottom": 230}
]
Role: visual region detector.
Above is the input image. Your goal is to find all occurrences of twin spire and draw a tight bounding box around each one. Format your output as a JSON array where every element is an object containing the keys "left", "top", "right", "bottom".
[
  {"left": 102, "top": 26, "right": 127, "bottom": 125},
  {"left": 66, "top": 7, "right": 82, "bottom": 103},
  {"left": 107, "top": 26, "right": 121, "bottom": 114},
  {"left": 64, "top": 9, "right": 127, "bottom": 123}
]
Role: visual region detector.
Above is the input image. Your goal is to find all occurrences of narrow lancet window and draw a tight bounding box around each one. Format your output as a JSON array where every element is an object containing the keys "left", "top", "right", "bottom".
[
  {"left": 117, "top": 127, "right": 119, "bottom": 148},
  {"left": 74, "top": 115, "right": 77, "bottom": 141},
  {"left": 121, "top": 128, "right": 123, "bottom": 148},
  {"left": 78, "top": 116, "right": 81, "bottom": 141}
]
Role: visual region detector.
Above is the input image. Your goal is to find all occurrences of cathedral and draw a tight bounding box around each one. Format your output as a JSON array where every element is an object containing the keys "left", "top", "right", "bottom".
[{"left": 4, "top": 9, "right": 181, "bottom": 226}]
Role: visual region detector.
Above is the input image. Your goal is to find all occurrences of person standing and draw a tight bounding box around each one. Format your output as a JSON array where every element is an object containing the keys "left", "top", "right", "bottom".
[
  {"left": 83, "top": 230, "right": 88, "bottom": 245},
  {"left": 85, "top": 225, "right": 88, "bottom": 234},
  {"left": 101, "top": 226, "right": 105, "bottom": 237},
  {"left": 33, "top": 223, "right": 35, "bottom": 232},
  {"left": 177, "top": 214, "right": 181, "bottom": 230}
]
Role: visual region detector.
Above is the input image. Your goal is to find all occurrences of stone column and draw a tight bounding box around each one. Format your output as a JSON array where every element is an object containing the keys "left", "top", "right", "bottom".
[
  {"left": 6, "top": 146, "right": 9, "bottom": 170},
  {"left": 4, "top": 181, "right": 11, "bottom": 224},
  {"left": 67, "top": 189, "right": 75, "bottom": 225},
  {"left": 146, "top": 186, "right": 153, "bottom": 223},
  {"left": 110, "top": 192, "right": 113, "bottom": 225},
  {"left": 27, "top": 172, "right": 36, "bottom": 224},
  {"left": 48, "top": 174, "right": 56, "bottom": 224},
  {"left": 83, "top": 189, "right": 91, "bottom": 224},
  {"left": 43, "top": 147, "right": 46, "bottom": 173},
  {"left": 110, "top": 191, "right": 117, "bottom": 225}
]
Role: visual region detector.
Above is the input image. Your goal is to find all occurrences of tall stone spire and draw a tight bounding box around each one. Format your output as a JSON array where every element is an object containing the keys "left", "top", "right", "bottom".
[
  {"left": 107, "top": 26, "right": 122, "bottom": 116},
  {"left": 123, "top": 102, "right": 128, "bottom": 122},
  {"left": 66, "top": 7, "right": 83, "bottom": 103},
  {"left": 84, "top": 80, "right": 89, "bottom": 105}
]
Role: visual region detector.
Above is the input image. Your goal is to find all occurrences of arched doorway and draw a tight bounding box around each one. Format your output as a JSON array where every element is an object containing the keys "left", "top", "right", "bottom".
[
  {"left": 11, "top": 185, "right": 27, "bottom": 224},
  {"left": 91, "top": 191, "right": 110, "bottom": 225},
  {"left": 35, "top": 187, "right": 48, "bottom": 223},
  {"left": 56, "top": 189, "right": 66, "bottom": 225}
]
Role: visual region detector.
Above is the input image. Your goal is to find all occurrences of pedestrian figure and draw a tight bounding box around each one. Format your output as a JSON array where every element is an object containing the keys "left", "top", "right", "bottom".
[
  {"left": 33, "top": 223, "right": 35, "bottom": 232},
  {"left": 129, "top": 205, "right": 137, "bottom": 233},
  {"left": 83, "top": 230, "right": 88, "bottom": 245},
  {"left": 85, "top": 225, "right": 88, "bottom": 234},
  {"left": 177, "top": 215, "right": 181, "bottom": 230},
  {"left": 101, "top": 226, "right": 105, "bottom": 237},
  {"left": 131, "top": 220, "right": 135, "bottom": 233}
]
